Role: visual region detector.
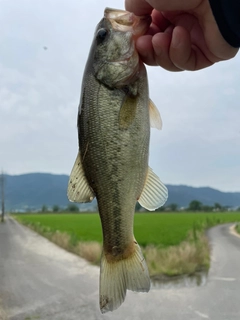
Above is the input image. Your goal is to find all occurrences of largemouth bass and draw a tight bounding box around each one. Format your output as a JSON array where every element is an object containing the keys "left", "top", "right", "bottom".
[{"left": 68, "top": 7, "right": 168, "bottom": 313}]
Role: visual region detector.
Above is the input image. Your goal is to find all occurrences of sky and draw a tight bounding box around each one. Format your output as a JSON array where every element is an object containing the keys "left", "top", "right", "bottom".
[{"left": 0, "top": 0, "right": 240, "bottom": 192}]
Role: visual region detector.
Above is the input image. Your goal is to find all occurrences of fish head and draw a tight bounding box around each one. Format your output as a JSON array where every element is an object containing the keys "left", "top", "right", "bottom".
[{"left": 91, "top": 8, "right": 151, "bottom": 88}]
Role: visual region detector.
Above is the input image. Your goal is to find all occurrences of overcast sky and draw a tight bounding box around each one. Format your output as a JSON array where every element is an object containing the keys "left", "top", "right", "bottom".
[{"left": 1, "top": 0, "right": 240, "bottom": 192}]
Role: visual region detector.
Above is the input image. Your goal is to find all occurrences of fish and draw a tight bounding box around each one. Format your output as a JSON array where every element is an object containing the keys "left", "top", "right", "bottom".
[{"left": 67, "top": 7, "right": 168, "bottom": 313}]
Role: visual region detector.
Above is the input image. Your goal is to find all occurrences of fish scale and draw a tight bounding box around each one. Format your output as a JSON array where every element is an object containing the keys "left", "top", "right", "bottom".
[{"left": 80, "top": 71, "right": 149, "bottom": 251}]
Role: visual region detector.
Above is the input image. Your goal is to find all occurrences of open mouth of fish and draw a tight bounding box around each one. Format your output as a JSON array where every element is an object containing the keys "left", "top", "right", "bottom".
[
  {"left": 104, "top": 7, "right": 151, "bottom": 36},
  {"left": 104, "top": 8, "right": 151, "bottom": 75}
]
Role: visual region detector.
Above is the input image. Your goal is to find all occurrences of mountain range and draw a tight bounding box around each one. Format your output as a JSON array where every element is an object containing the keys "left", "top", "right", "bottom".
[{"left": 1, "top": 173, "right": 240, "bottom": 211}]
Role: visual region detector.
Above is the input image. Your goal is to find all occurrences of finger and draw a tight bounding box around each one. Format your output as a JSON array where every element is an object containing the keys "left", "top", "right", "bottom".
[
  {"left": 170, "top": 26, "right": 213, "bottom": 70},
  {"left": 152, "top": 31, "right": 182, "bottom": 71},
  {"left": 147, "top": 24, "right": 161, "bottom": 36},
  {"left": 151, "top": 10, "right": 171, "bottom": 31},
  {"left": 125, "top": 0, "right": 153, "bottom": 15},
  {"left": 135, "top": 35, "right": 157, "bottom": 65},
  {"left": 146, "top": 0, "right": 202, "bottom": 11}
]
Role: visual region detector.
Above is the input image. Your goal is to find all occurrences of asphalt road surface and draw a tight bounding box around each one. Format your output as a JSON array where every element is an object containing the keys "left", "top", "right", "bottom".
[{"left": 0, "top": 217, "right": 240, "bottom": 320}]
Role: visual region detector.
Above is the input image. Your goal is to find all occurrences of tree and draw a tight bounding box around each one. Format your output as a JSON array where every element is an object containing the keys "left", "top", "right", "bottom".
[
  {"left": 41, "top": 205, "right": 47, "bottom": 212},
  {"left": 202, "top": 205, "right": 213, "bottom": 212},
  {"left": 169, "top": 203, "right": 178, "bottom": 211},
  {"left": 188, "top": 200, "right": 202, "bottom": 211},
  {"left": 52, "top": 205, "right": 60, "bottom": 212},
  {"left": 214, "top": 203, "right": 222, "bottom": 211},
  {"left": 67, "top": 204, "right": 79, "bottom": 212},
  {"left": 156, "top": 206, "right": 165, "bottom": 212}
]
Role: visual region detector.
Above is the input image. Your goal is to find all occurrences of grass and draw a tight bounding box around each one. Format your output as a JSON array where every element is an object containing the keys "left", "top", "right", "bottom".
[
  {"left": 143, "top": 232, "right": 210, "bottom": 276},
  {"left": 236, "top": 223, "right": 240, "bottom": 234},
  {"left": 14, "top": 212, "right": 240, "bottom": 276},
  {"left": 15, "top": 213, "right": 103, "bottom": 243}
]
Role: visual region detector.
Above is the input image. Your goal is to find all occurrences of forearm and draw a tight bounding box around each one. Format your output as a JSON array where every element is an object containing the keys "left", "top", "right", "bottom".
[{"left": 209, "top": 0, "right": 240, "bottom": 47}]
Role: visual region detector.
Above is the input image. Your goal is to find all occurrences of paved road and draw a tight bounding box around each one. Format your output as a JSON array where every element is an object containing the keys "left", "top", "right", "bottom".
[{"left": 0, "top": 217, "right": 240, "bottom": 320}]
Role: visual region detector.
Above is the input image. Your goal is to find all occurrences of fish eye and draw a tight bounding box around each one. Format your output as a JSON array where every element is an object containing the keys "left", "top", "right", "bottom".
[{"left": 96, "top": 28, "right": 108, "bottom": 44}]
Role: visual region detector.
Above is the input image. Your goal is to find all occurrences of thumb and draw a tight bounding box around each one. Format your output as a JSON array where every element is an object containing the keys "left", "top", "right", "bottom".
[
  {"left": 146, "top": 0, "right": 202, "bottom": 11},
  {"left": 125, "top": 0, "right": 153, "bottom": 15}
]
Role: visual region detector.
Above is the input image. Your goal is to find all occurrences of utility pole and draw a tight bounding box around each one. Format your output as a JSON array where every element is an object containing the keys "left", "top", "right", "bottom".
[{"left": 0, "top": 171, "right": 5, "bottom": 222}]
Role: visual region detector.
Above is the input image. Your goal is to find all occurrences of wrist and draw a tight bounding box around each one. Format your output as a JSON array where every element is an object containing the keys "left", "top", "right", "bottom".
[
  {"left": 196, "top": 0, "right": 239, "bottom": 60},
  {"left": 208, "top": 0, "right": 240, "bottom": 48}
]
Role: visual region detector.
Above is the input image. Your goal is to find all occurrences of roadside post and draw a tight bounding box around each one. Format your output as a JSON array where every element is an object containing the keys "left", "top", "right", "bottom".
[{"left": 0, "top": 171, "right": 5, "bottom": 222}]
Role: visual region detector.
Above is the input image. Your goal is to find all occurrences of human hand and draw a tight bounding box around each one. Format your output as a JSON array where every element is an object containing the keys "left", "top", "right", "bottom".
[{"left": 125, "top": 0, "right": 239, "bottom": 71}]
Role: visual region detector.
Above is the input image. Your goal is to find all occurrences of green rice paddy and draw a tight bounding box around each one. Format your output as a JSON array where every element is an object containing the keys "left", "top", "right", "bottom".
[{"left": 14, "top": 212, "right": 240, "bottom": 247}]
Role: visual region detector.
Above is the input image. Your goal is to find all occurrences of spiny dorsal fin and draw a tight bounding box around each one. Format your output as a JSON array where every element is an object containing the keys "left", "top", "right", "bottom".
[
  {"left": 67, "top": 152, "right": 95, "bottom": 203},
  {"left": 149, "top": 99, "right": 162, "bottom": 130},
  {"left": 138, "top": 167, "right": 168, "bottom": 211}
]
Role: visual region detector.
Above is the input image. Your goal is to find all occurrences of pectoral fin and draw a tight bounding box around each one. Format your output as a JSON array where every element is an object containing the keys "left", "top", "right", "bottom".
[
  {"left": 149, "top": 99, "right": 162, "bottom": 130},
  {"left": 138, "top": 167, "right": 168, "bottom": 211},
  {"left": 67, "top": 152, "right": 95, "bottom": 203},
  {"left": 119, "top": 95, "right": 137, "bottom": 130}
]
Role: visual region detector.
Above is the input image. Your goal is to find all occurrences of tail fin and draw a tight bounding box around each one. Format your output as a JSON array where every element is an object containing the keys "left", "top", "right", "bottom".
[{"left": 99, "top": 242, "right": 150, "bottom": 313}]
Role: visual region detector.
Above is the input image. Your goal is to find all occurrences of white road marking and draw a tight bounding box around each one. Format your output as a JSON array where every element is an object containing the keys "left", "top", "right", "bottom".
[
  {"left": 212, "top": 277, "right": 237, "bottom": 282},
  {"left": 194, "top": 310, "right": 210, "bottom": 318},
  {"left": 188, "top": 306, "right": 210, "bottom": 319}
]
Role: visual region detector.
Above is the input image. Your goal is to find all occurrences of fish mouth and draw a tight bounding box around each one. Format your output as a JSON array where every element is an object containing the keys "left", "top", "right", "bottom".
[
  {"left": 100, "top": 8, "right": 150, "bottom": 87},
  {"left": 104, "top": 7, "right": 151, "bottom": 37}
]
